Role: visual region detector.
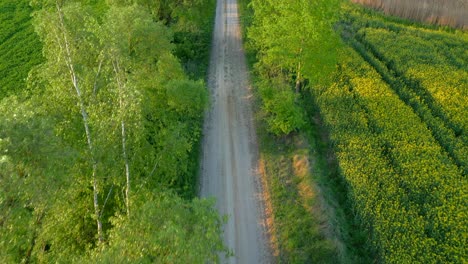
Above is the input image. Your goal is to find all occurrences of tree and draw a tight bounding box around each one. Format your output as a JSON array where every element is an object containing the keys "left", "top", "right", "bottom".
[
  {"left": 87, "top": 190, "right": 226, "bottom": 263},
  {"left": 259, "top": 81, "right": 305, "bottom": 136},
  {"left": 100, "top": 4, "right": 180, "bottom": 216},
  {"left": 0, "top": 97, "right": 74, "bottom": 263},
  {"left": 248, "top": 0, "right": 341, "bottom": 92},
  {"left": 33, "top": 0, "right": 106, "bottom": 242},
  {"left": 2, "top": 0, "right": 221, "bottom": 262}
]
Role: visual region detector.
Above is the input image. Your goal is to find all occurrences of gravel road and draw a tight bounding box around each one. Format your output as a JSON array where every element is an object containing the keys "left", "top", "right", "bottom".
[{"left": 199, "top": 0, "right": 271, "bottom": 263}]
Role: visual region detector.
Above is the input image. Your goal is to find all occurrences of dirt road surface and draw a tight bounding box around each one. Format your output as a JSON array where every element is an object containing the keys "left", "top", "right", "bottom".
[{"left": 199, "top": 0, "right": 271, "bottom": 263}]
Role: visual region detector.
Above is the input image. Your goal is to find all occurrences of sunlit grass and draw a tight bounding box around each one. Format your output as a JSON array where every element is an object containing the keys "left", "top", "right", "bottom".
[{"left": 0, "top": 0, "right": 43, "bottom": 99}]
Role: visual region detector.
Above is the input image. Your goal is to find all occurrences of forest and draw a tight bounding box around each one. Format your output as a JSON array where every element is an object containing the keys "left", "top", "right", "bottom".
[
  {"left": 1, "top": 0, "right": 467, "bottom": 263},
  {"left": 1, "top": 0, "right": 226, "bottom": 262}
]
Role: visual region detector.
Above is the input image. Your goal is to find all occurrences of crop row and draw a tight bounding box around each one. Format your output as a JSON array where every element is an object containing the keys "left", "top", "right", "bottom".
[
  {"left": 354, "top": 34, "right": 467, "bottom": 175},
  {"left": 345, "top": 4, "right": 467, "bottom": 136},
  {"left": 0, "top": 0, "right": 43, "bottom": 98},
  {"left": 359, "top": 28, "right": 467, "bottom": 135},
  {"left": 339, "top": 13, "right": 468, "bottom": 175},
  {"left": 309, "top": 47, "right": 466, "bottom": 262}
]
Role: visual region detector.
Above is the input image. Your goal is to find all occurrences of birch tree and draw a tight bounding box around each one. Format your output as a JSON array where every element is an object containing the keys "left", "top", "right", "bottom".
[
  {"left": 1, "top": 0, "right": 221, "bottom": 261},
  {"left": 99, "top": 5, "right": 172, "bottom": 215},
  {"left": 33, "top": 1, "right": 105, "bottom": 242},
  {"left": 0, "top": 97, "right": 74, "bottom": 263},
  {"left": 249, "top": 0, "right": 341, "bottom": 91}
]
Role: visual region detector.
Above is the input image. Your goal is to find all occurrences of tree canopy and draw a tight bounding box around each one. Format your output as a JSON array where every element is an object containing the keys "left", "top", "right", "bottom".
[
  {"left": 0, "top": 0, "right": 221, "bottom": 262},
  {"left": 246, "top": 0, "right": 342, "bottom": 136}
]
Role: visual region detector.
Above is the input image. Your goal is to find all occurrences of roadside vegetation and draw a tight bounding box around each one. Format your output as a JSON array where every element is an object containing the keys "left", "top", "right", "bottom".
[
  {"left": 240, "top": 0, "right": 467, "bottom": 263},
  {"left": 238, "top": 0, "right": 358, "bottom": 263},
  {"left": 2, "top": 0, "right": 466, "bottom": 262},
  {"left": 0, "top": 0, "right": 223, "bottom": 262}
]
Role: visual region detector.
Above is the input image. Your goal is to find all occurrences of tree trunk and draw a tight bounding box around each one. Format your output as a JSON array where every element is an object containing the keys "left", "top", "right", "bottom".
[
  {"left": 295, "top": 44, "right": 304, "bottom": 94},
  {"left": 112, "top": 59, "right": 131, "bottom": 217},
  {"left": 55, "top": 1, "right": 103, "bottom": 242},
  {"left": 122, "top": 120, "right": 130, "bottom": 217},
  {"left": 24, "top": 211, "right": 45, "bottom": 264},
  {"left": 93, "top": 58, "right": 103, "bottom": 96},
  {"left": 295, "top": 61, "right": 302, "bottom": 94}
]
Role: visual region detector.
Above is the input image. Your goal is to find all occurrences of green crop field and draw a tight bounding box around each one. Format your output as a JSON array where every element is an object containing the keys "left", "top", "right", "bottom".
[
  {"left": 242, "top": 0, "right": 467, "bottom": 262},
  {"left": 342, "top": 6, "right": 468, "bottom": 175},
  {"left": 0, "top": 0, "right": 43, "bottom": 98},
  {"left": 307, "top": 4, "right": 467, "bottom": 262}
]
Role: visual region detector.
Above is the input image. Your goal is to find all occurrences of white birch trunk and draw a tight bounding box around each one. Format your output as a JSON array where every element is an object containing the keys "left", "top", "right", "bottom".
[
  {"left": 295, "top": 46, "right": 303, "bottom": 94},
  {"left": 112, "top": 59, "right": 131, "bottom": 217},
  {"left": 55, "top": 1, "right": 103, "bottom": 242}
]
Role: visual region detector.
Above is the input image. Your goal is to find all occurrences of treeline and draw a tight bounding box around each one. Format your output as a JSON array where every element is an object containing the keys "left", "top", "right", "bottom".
[
  {"left": 351, "top": 0, "right": 468, "bottom": 29},
  {"left": 0, "top": 0, "right": 225, "bottom": 263},
  {"left": 240, "top": 0, "right": 348, "bottom": 262},
  {"left": 246, "top": 0, "right": 341, "bottom": 136}
]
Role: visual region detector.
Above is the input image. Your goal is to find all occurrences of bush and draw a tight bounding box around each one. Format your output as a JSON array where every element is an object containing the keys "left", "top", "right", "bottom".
[
  {"left": 260, "top": 84, "right": 304, "bottom": 136},
  {"left": 88, "top": 190, "right": 226, "bottom": 264}
]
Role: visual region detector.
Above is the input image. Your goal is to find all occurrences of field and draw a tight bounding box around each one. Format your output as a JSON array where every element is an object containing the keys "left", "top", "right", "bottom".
[
  {"left": 241, "top": 0, "right": 467, "bottom": 262},
  {"left": 351, "top": 0, "right": 468, "bottom": 29},
  {"left": 307, "top": 4, "right": 467, "bottom": 262},
  {"left": 0, "top": 0, "right": 43, "bottom": 98}
]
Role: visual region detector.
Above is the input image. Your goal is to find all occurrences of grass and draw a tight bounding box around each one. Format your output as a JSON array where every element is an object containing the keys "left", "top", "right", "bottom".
[
  {"left": 238, "top": 1, "right": 364, "bottom": 262},
  {"left": 257, "top": 125, "right": 345, "bottom": 263},
  {"left": 0, "top": 0, "right": 43, "bottom": 99},
  {"left": 239, "top": 0, "right": 467, "bottom": 262},
  {"left": 253, "top": 91, "right": 372, "bottom": 263}
]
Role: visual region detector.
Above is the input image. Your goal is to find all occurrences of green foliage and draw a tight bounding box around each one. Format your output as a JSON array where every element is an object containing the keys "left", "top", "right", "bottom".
[
  {"left": 0, "top": 0, "right": 43, "bottom": 99},
  {"left": 0, "top": 0, "right": 220, "bottom": 262},
  {"left": 246, "top": 0, "right": 341, "bottom": 136},
  {"left": 171, "top": 0, "right": 216, "bottom": 78},
  {"left": 260, "top": 83, "right": 304, "bottom": 136},
  {"left": 32, "top": 183, "right": 98, "bottom": 262},
  {"left": 0, "top": 97, "right": 74, "bottom": 263},
  {"left": 248, "top": 0, "right": 341, "bottom": 86},
  {"left": 166, "top": 79, "right": 208, "bottom": 119},
  {"left": 241, "top": 0, "right": 348, "bottom": 261},
  {"left": 88, "top": 190, "right": 225, "bottom": 263},
  {"left": 102, "top": 5, "right": 174, "bottom": 63},
  {"left": 106, "top": 0, "right": 216, "bottom": 78}
]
